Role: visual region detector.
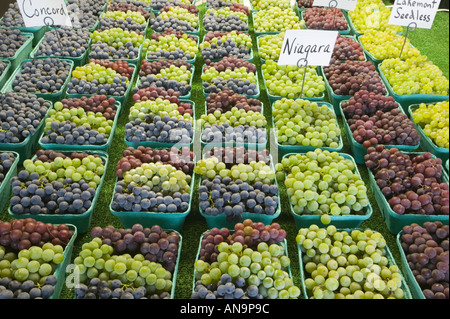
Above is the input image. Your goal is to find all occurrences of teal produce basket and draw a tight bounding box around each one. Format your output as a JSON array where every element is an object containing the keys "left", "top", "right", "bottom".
[
  {"left": 67, "top": 61, "right": 138, "bottom": 109},
  {"left": 8, "top": 150, "right": 110, "bottom": 234},
  {"left": 377, "top": 64, "right": 449, "bottom": 110},
  {"left": 38, "top": 102, "right": 122, "bottom": 153},
  {"left": 408, "top": 103, "right": 449, "bottom": 163},
  {"left": 0, "top": 151, "right": 19, "bottom": 214},
  {"left": 367, "top": 152, "right": 450, "bottom": 235},
  {"left": 197, "top": 159, "right": 281, "bottom": 229},
  {"left": 252, "top": 10, "right": 296, "bottom": 36},
  {"left": 200, "top": 33, "right": 252, "bottom": 63},
  {"left": 321, "top": 64, "right": 389, "bottom": 116},
  {"left": 50, "top": 223, "right": 78, "bottom": 299},
  {"left": 283, "top": 152, "right": 373, "bottom": 230},
  {"left": 297, "top": 227, "right": 413, "bottom": 299},
  {"left": 0, "top": 97, "right": 53, "bottom": 165},
  {"left": 1, "top": 58, "right": 74, "bottom": 103},
  {"left": 124, "top": 100, "right": 196, "bottom": 150},
  {"left": 110, "top": 174, "right": 196, "bottom": 232},
  {"left": 0, "top": 62, "right": 12, "bottom": 91},
  {"left": 339, "top": 100, "right": 421, "bottom": 165},
  {"left": 30, "top": 32, "right": 92, "bottom": 68},
  {"left": 299, "top": 8, "right": 351, "bottom": 35},
  {"left": 273, "top": 101, "right": 344, "bottom": 158},
  {"left": 256, "top": 33, "right": 282, "bottom": 64},
  {"left": 147, "top": 34, "right": 199, "bottom": 65},
  {"left": 0, "top": 32, "right": 34, "bottom": 74},
  {"left": 0, "top": 18, "right": 48, "bottom": 46}
]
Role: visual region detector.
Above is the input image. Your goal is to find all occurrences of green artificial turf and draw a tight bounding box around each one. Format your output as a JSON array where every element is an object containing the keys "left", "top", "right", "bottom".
[{"left": 0, "top": 4, "right": 448, "bottom": 300}]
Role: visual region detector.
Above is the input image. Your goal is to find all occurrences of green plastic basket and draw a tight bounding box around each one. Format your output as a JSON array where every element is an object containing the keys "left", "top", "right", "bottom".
[
  {"left": 0, "top": 32, "right": 34, "bottom": 74},
  {"left": 321, "top": 64, "right": 389, "bottom": 116},
  {"left": 252, "top": 10, "right": 297, "bottom": 35},
  {"left": 283, "top": 152, "right": 373, "bottom": 230},
  {"left": 396, "top": 231, "right": 427, "bottom": 299},
  {"left": 38, "top": 102, "right": 122, "bottom": 153},
  {"left": 377, "top": 63, "right": 449, "bottom": 109},
  {"left": 0, "top": 151, "right": 19, "bottom": 214},
  {"left": 134, "top": 64, "right": 195, "bottom": 100},
  {"left": 0, "top": 97, "right": 53, "bottom": 165},
  {"left": 0, "top": 19, "right": 48, "bottom": 46},
  {"left": 367, "top": 152, "right": 450, "bottom": 235},
  {"left": 197, "top": 159, "right": 281, "bottom": 229},
  {"left": 67, "top": 61, "right": 138, "bottom": 108},
  {"left": 124, "top": 100, "right": 196, "bottom": 149},
  {"left": 8, "top": 150, "right": 110, "bottom": 234},
  {"left": 30, "top": 32, "right": 92, "bottom": 68},
  {"left": 297, "top": 227, "right": 413, "bottom": 299},
  {"left": 110, "top": 173, "right": 196, "bottom": 232},
  {"left": 273, "top": 101, "right": 344, "bottom": 158},
  {"left": 339, "top": 100, "right": 421, "bottom": 165},
  {"left": 1, "top": 58, "right": 75, "bottom": 103},
  {"left": 408, "top": 103, "right": 449, "bottom": 163},
  {"left": 50, "top": 223, "right": 78, "bottom": 299},
  {"left": 0, "top": 62, "right": 12, "bottom": 91},
  {"left": 147, "top": 34, "right": 199, "bottom": 65},
  {"left": 299, "top": 8, "right": 351, "bottom": 35},
  {"left": 200, "top": 32, "right": 253, "bottom": 63}
]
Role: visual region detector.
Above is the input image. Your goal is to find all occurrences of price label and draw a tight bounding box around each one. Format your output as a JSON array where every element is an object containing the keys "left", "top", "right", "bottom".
[
  {"left": 389, "top": 0, "right": 441, "bottom": 29},
  {"left": 17, "top": 0, "right": 72, "bottom": 27},
  {"left": 313, "top": 0, "right": 358, "bottom": 11},
  {"left": 278, "top": 30, "right": 338, "bottom": 66}
]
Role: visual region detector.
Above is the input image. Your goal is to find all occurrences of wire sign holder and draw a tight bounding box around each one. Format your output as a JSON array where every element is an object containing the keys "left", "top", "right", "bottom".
[
  {"left": 399, "top": 22, "right": 417, "bottom": 60},
  {"left": 297, "top": 57, "right": 309, "bottom": 99}
]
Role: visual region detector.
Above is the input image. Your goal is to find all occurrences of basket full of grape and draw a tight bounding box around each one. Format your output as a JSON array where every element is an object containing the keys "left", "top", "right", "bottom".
[
  {"left": 0, "top": 151, "right": 20, "bottom": 213},
  {"left": 0, "top": 29, "right": 34, "bottom": 74}
]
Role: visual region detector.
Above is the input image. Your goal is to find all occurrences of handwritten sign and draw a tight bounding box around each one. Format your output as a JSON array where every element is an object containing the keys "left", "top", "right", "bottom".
[
  {"left": 278, "top": 30, "right": 338, "bottom": 66},
  {"left": 313, "top": 0, "right": 358, "bottom": 11},
  {"left": 17, "top": 0, "right": 72, "bottom": 27},
  {"left": 389, "top": 0, "right": 441, "bottom": 29}
]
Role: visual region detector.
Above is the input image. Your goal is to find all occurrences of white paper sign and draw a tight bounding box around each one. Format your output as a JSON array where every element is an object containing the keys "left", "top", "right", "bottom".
[
  {"left": 278, "top": 30, "right": 339, "bottom": 66},
  {"left": 389, "top": 0, "right": 441, "bottom": 29},
  {"left": 17, "top": 0, "right": 72, "bottom": 27},
  {"left": 313, "top": 0, "right": 358, "bottom": 11}
]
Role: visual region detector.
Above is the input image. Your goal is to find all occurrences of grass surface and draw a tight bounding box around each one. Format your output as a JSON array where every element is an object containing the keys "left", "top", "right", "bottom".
[{"left": 0, "top": 4, "right": 448, "bottom": 300}]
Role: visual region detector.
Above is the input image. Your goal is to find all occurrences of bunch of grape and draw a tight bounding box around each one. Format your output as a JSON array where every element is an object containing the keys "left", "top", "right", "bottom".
[
  {"left": 201, "top": 31, "right": 252, "bottom": 62},
  {"left": 12, "top": 58, "right": 72, "bottom": 95},
  {"left": 147, "top": 31, "right": 198, "bottom": 61},
  {"left": 257, "top": 32, "right": 284, "bottom": 62},
  {"left": 323, "top": 60, "right": 387, "bottom": 96},
  {"left": 365, "top": 146, "right": 449, "bottom": 216},
  {"left": 58, "top": 95, "right": 118, "bottom": 121},
  {"left": 66, "top": 0, "right": 106, "bottom": 30},
  {"left": 0, "top": 2, "right": 31, "bottom": 28},
  {"left": 359, "top": 30, "right": 421, "bottom": 61},
  {"left": 253, "top": 8, "right": 304, "bottom": 33},
  {"left": 206, "top": 0, "right": 244, "bottom": 8},
  {"left": 192, "top": 221, "right": 300, "bottom": 299},
  {"left": 297, "top": 224, "right": 406, "bottom": 299},
  {"left": 412, "top": 101, "right": 449, "bottom": 149},
  {"left": 34, "top": 28, "right": 91, "bottom": 59},
  {"left": 332, "top": 35, "right": 365, "bottom": 62},
  {"left": 99, "top": 10, "right": 148, "bottom": 32},
  {"left": 132, "top": 86, "right": 194, "bottom": 116},
  {"left": 202, "top": 57, "right": 258, "bottom": 96},
  {"left": 276, "top": 150, "right": 370, "bottom": 225},
  {"left": 9, "top": 150, "right": 106, "bottom": 216},
  {"left": 0, "top": 29, "right": 28, "bottom": 59},
  {"left": 200, "top": 107, "right": 267, "bottom": 128},
  {"left": 151, "top": 6, "right": 199, "bottom": 33},
  {"left": 90, "top": 224, "right": 181, "bottom": 273},
  {"left": 150, "top": 0, "right": 193, "bottom": 11},
  {"left": 348, "top": 0, "right": 403, "bottom": 35},
  {"left": 203, "top": 6, "right": 249, "bottom": 32},
  {"left": 109, "top": 0, "right": 153, "bottom": 10},
  {"left": 89, "top": 28, "right": 150, "bottom": 61},
  {"left": 342, "top": 91, "right": 420, "bottom": 148},
  {"left": 273, "top": 98, "right": 341, "bottom": 148},
  {"left": 0, "top": 92, "right": 51, "bottom": 144},
  {"left": 204, "top": 146, "right": 270, "bottom": 168},
  {"left": 206, "top": 88, "right": 262, "bottom": 114},
  {"left": 0, "top": 275, "right": 57, "bottom": 299},
  {"left": 262, "top": 59, "right": 325, "bottom": 99},
  {"left": 251, "top": 0, "right": 291, "bottom": 10},
  {"left": 125, "top": 98, "right": 193, "bottom": 144},
  {"left": 381, "top": 56, "right": 449, "bottom": 96},
  {"left": 117, "top": 146, "right": 195, "bottom": 179},
  {"left": 136, "top": 60, "right": 192, "bottom": 97},
  {"left": 40, "top": 97, "right": 118, "bottom": 147},
  {"left": 73, "top": 236, "right": 174, "bottom": 297},
  {"left": 296, "top": 0, "right": 313, "bottom": 9},
  {"left": 0, "top": 152, "right": 16, "bottom": 187},
  {"left": 303, "top": 7, "right": 348, "bottom": 31},
  {"left": 195, "top": 158, "right": 278, "bottom": 221},
  {"left": 67, "top": 60, "right": 134, "bottom": 96},
  {"left": 400, "top": 221, "right": 449, "bottom": 299},
  {"left": 107, "top": 2, "right": 151, "bottom": 20}
]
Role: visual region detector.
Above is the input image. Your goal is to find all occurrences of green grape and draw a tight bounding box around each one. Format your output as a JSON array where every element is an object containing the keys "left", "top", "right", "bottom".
[{"left": 253, "top": 7, "right": 303, "bottom": 33}]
